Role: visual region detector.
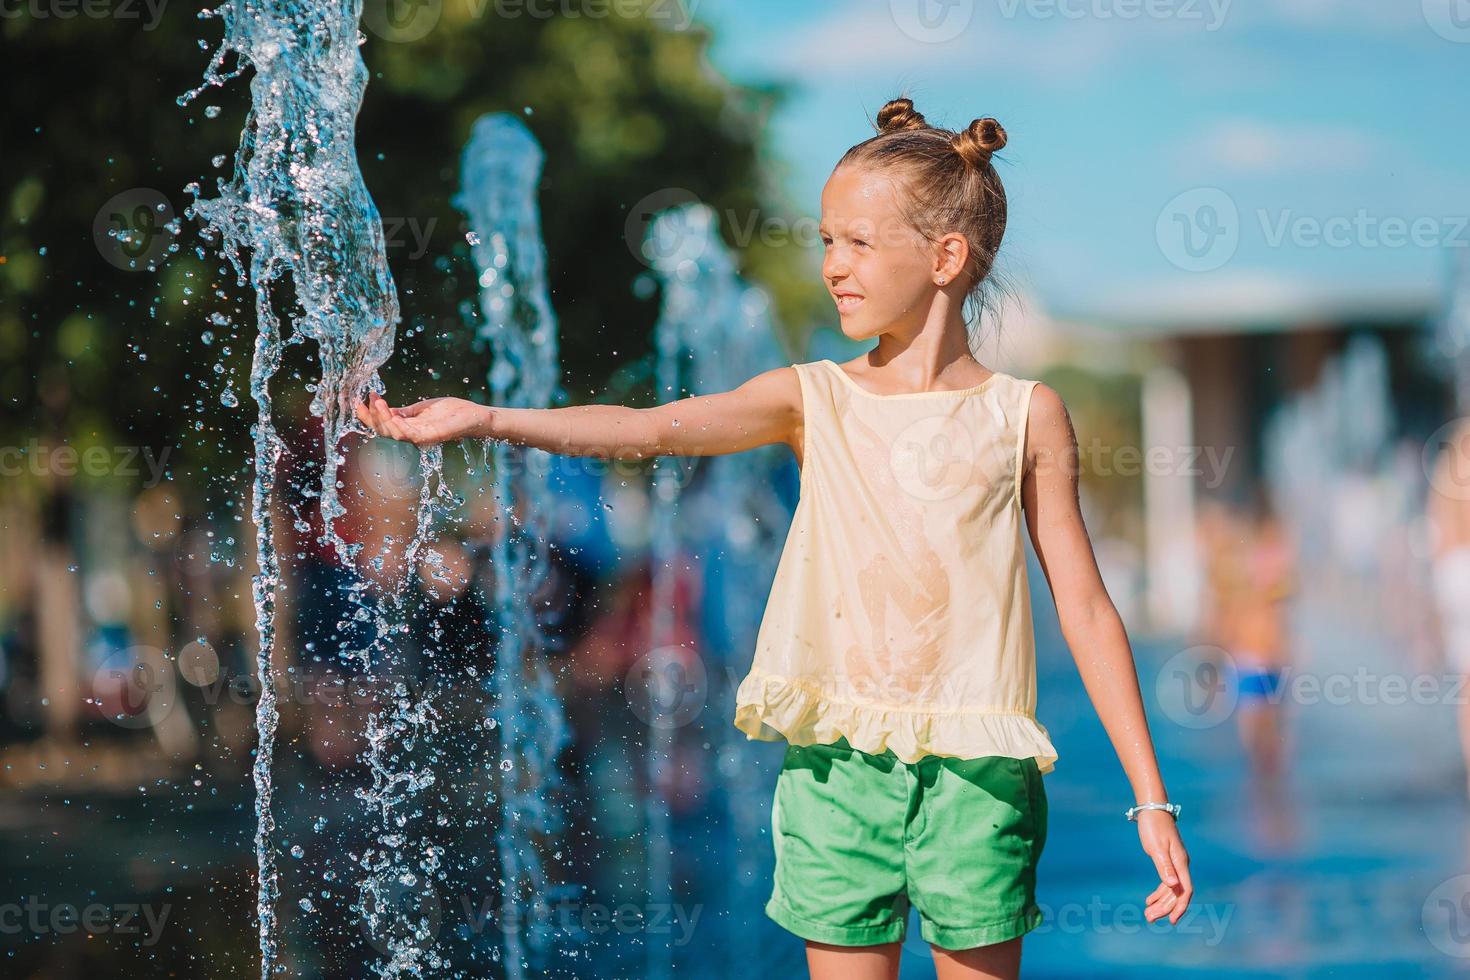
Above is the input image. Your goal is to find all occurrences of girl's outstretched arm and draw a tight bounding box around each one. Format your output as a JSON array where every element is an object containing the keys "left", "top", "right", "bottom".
[
  {"left": 355, "top": 365, "right": 803, "bottom": 460},
  {"left": 1019, "top": 383, "right": 1194, "bottom": 926}
]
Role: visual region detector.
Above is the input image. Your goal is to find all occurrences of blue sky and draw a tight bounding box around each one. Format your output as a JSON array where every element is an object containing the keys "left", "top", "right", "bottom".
[{"left": 695, "top": 0, "right": 1470, "bottom": 323}]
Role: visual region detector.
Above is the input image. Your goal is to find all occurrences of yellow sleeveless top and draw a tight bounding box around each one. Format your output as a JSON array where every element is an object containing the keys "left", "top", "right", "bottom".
[{"left": 733, "top": 358, "right": 1059, "bottom": 774}]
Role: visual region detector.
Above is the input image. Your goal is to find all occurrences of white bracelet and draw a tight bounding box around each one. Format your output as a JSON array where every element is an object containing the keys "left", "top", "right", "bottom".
[{"left": 1125, "top": 801, "right": 1181, "bottom": 821}]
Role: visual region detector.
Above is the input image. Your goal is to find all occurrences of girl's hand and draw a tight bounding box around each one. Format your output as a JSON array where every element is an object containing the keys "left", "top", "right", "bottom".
[
  {"left": 354, "top": 393, "right": 492, "bottom": 447},
  {"left": 1137, "top": 811, "right": 1193, "bottom": 925}
]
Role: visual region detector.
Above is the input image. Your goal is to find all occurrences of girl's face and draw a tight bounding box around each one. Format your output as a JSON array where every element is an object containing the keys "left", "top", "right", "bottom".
[{"left": 819, "top": 166, "right": 939, "bottom": 342}]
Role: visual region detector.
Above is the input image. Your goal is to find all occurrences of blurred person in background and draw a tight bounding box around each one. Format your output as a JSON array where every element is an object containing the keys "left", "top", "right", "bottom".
[
  {"left": 1215, "top": 489, "right": 1297, "bottom": 781},
  {"left": 1427, "top": 415, "right": 1470, "bottom": 797}
]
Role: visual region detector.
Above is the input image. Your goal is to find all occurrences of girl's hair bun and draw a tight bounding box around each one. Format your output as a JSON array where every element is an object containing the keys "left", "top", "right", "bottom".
[
  {"left": 876, "top": 97, "right": 930, "bottom": 135},
  {"left": 953, "top": 117, "right": 1007, "bottom": 168},
  {"left": 838, "top": 97, "right": 1012, "bottom": 310}
]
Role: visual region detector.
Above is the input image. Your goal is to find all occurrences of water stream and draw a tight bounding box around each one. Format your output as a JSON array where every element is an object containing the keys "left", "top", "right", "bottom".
[
  {"left": 181, "top": 2, "right": 432, "bottom": 974},
  {"left": 641, "top": 201, "right": 794, "bottom": 976},
  {"left": 456, "top": 111, "right": 572, "bottom": 979}
]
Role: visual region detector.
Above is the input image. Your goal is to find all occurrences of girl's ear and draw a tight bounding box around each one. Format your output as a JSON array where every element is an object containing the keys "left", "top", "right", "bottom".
[{"left": 934, "top": 232, "right": 969, "bottom": 282}]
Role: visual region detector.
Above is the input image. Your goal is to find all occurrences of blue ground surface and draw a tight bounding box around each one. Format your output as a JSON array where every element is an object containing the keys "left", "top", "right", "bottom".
[
  {"left": 638, "top": 565, "right": 1470, "bottom": 979},
  {"left": 4, "top": 557, "right": 1465, "bottom": 978}
]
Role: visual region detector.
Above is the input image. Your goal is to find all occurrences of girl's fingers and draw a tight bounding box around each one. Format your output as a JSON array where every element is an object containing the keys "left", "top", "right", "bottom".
[
  {"left": 363, "top": 399, "right": 390, "bottom": 437},
  {"left": 1164, "top": 841, "right": 1192, "bottom": 923},
  {"left": 376, "top": 396, "right": 419, "bottom": 443},
  {"left": 356, "top": 393, "right": 438, "bottom": 445},
  {"left": 1147, "top": 889, "right": 1177, "bottom": 909},
  {"left": 1145, "top": 890, "right": 1177, "bottom": 921},
  {"left": 371, "top": 396, "right": 401, "bottom": 440},
  {"left": 357, "top": 394, "right": 427, "bottom": 444},
  {"left": 382, "top": 415, "right": 409, "bottom": 442},
  {"left": 372, "top": 394, "right": 395, "bottom": 430},
  {"left": 1170, "top": 839, "right": 1193, "bottom": 892},
  {"left": 1149, "top": 847, "right": 1179, "bottom": 887}
]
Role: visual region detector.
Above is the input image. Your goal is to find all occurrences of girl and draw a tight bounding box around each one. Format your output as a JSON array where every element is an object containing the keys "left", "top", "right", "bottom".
[{"left": 357, "top": 97, "right": 1192, "bottom": 980}]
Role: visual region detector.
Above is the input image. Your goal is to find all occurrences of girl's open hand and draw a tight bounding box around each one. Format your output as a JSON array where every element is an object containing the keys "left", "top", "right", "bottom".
[
  {"left": 354, "top": 393, "right": 491, "bottom": 448},
  {"left": 1138, "top": 811, "right": 1192, "bottom": 925}
]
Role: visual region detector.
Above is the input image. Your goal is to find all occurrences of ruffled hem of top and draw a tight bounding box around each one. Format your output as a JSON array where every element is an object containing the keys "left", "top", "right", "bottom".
[{"left": 733, "top": 672, "right": 1058, "bottom": 774}]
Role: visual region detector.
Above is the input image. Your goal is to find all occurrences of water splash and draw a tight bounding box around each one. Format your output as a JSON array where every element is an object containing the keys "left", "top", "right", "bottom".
[
  {"left": 661, "top": 232, "right": 794, "bottom": 968},
  {"left": 1264, "top": 333, "right": 1394, "bottom": 577},
  {"left": 185, "top": 1, "right": 397, "bottom": 559},
  {"left": 635, "top": 202, "right": 792, "bottom": 975},
  {"left": 641, "top": 206, "right": 720, "bottom": 980},
  {"left": 455, "top": 112, "right": 572, "bottom": 978},
  {"left": 181, "top": 2, "right": 417, "bottom": 975}
]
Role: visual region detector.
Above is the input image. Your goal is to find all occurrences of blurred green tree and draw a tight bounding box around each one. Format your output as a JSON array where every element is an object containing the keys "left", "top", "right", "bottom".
[{"left": 0, "top": 0, "right": 821, "bottom": 508}]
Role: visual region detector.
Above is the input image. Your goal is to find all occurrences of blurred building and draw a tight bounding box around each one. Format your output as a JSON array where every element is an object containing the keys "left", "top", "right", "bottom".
[{"left": 995, "top": 282, "right": 1448, "bottom": 638}]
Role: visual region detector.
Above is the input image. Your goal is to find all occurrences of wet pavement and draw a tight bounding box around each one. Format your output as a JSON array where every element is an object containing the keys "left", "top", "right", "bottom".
[
  {"left": 4, "top": 563, "right": 1466, "bottom": 978},
  {"left": 730, "top": 567, "right": 1470, "bottom": 979}
]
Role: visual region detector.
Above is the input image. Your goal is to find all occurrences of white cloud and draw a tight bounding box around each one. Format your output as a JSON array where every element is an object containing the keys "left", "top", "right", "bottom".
[
  {"left": 764, "top": 2, "right": 1127, "bottom": 81},
  {"left": 1171, "top": 119, "right": 1378, "bottom": 177},
  {"left": 764, "top": 0, "right": 1440, "bottom": 86}
]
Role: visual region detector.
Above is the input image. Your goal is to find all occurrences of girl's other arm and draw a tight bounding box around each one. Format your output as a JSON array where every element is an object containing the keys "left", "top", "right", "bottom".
[
  {"left": 357, "top": 365, "right": 803, "bottom": 460},
  {"left": 1019, "top": 383, "right": 1193, "bottom": 925}
]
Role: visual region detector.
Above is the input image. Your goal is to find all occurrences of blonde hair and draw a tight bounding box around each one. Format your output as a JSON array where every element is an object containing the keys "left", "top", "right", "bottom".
[{"left": 835, "top": 97, "right": 1012, "bottom": 345}]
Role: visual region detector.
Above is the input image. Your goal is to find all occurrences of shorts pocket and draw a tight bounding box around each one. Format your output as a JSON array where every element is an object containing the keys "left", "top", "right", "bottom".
[{"left": 1013, "top": 757, "right": 1047, "bottom": 862}]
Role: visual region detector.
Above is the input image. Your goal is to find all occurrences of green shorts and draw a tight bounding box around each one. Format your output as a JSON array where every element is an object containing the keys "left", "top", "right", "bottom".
[{"left": 766, "top": 736, "right": 1047, "bottom": 950}]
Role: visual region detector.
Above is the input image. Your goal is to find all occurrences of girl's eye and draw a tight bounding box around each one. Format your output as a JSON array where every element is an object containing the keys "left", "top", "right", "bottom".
[{"left": 854, "top": 240, "right": 869, "bottom": 249}]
